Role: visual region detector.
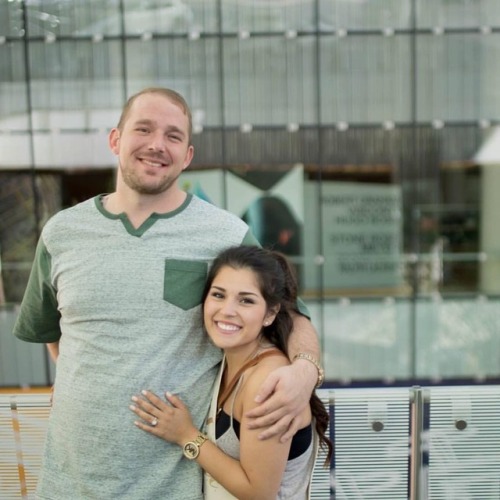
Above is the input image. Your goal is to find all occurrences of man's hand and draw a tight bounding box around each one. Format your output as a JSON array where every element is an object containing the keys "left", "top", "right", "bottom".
[{"left": 245, "top": 359, "right": 317, "bottom": 442}]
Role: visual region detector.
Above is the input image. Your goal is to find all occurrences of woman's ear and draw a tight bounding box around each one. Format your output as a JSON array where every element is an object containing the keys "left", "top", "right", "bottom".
[{"left": 263, "top": 305, "right": 280, "bottom": 326}]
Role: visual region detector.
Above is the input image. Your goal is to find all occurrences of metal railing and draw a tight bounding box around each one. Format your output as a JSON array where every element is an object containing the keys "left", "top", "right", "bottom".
[{"left": 1, "top": 386, "right": 500, "bottom": 499}]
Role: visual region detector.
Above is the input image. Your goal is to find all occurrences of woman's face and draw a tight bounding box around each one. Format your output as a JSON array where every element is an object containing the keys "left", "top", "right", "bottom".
[{"left": 203, "top": 265, "right": 277, "bottom": 356}]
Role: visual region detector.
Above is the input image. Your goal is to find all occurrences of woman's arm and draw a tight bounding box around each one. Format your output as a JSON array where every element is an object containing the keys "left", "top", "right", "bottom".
[{"left": 131, "top": 363, "right": 295, "bottom": 499}]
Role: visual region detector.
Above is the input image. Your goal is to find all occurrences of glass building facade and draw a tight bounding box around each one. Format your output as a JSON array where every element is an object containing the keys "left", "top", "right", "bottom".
[{"left": 1, "top": 0, "right": 500, "bottom": 386}]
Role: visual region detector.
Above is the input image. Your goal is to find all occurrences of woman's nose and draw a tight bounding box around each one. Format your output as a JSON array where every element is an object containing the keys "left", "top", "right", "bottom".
[{"left": 220, "top": 300, "right": 237, "bottom": 316}]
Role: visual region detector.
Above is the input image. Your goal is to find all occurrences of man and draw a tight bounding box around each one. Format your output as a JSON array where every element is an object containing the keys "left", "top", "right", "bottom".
[{"left": 13, "top": 88, "right": 322, "bottom": 499}]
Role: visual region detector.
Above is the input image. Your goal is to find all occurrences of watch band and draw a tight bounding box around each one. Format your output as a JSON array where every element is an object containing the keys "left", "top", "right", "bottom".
[
  {"left": 293, "top": 352, "right": 325, "bottom": 388},
  {"left": 182, "top": 433, "right": 208, "bottom": 460}
]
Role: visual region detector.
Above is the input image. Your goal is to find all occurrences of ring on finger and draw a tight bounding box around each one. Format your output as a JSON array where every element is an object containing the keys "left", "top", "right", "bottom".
[{"left": 151, "top": 417, "right": 158, "bottom": 427}]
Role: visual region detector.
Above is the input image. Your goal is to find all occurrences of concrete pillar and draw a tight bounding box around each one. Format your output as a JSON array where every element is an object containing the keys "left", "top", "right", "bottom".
[{"left": 479, "top": 164, "right": 500, "bottom": 293}]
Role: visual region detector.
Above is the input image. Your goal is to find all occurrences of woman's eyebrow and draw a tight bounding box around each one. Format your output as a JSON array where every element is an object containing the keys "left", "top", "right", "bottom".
[{"left": 210, "top": 285, "right": 258, "bottom": 297}]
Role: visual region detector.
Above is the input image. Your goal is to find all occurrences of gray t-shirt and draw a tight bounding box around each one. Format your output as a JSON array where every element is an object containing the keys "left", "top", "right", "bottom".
[{"left": 14, "top": 194, "right": 256, "bottom": 499}]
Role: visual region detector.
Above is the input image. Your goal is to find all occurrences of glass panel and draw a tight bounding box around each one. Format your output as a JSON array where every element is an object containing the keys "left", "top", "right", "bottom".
[
  {"left": 23, "top": 1, "right": 121, "bottom": 37},
  {"left": 125, "top": 38, "right": 222, "bottom": 129},
  {"left": 123, "top": 0, "right": 193, "bottom": 35},
  {"left": 0, "top": 0, "right": 25, "bottom": 38},
  {"left": 416, "top": 297, "right": 500, "bottom": 380},
  {"left": 413, "top": 126, "right": 481, "bottom": 296},
  {"left": 320, "top": 0, "right": 413, "bottom": 31},
  {"left": 221, "top": 0, "right": 317, "bottom": 33},
  {"left": 417, "top": 0, "right": 500, "bottom": 29},
  {"left": 416, "top": 33, "right": 500, "bottom": 122},
  {"left": 320, "top": 34, "right": 412, "bottom": 124},
  {"left": 223, "top": 36, "right": 317, "bottom": 127},
  {"left": 0, "top": 42, "right": 28, "bottom": 120},
  {"left": 28, "top": 40, "right": 123, "bottom": 111},
  {"left": 0, "top": 39, "right": 30, "bottom": 168},
  {"left": 223, "top": 37, "right": 286, "bottom": 126},
  {"left": 187, "top": 0, "right": 219, "bottom": 34},
  {"left": 23, "top": 39, "right": 123, "bottom": 169},
  {"left": 323, "top": 298, "right": 412, "bottom": 381},
  {"left": 126, "top": 1, "right": 220, "bottom": 35}
]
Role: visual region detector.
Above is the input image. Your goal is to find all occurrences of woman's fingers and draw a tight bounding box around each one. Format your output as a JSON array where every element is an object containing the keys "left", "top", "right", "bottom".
[
  {"left": 129, "top": 399, "right": 157, "bottom": 421},
  {"left": 165, "top": 391, "right": 186, "bottom": 409}
]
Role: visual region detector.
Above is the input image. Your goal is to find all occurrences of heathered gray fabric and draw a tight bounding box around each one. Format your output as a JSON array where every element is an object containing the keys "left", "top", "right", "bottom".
[{"left": 14, "top": 194, "right": 255, "bottom": 500}]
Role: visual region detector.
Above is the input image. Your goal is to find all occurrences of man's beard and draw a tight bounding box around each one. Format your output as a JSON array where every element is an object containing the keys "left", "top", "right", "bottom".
[{"left": 120, "top": 163, "right": 180, "bottom": 195}]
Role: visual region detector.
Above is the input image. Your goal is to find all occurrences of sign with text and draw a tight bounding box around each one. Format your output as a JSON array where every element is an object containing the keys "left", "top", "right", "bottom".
[{"left": 321, "top": 182, "right": 402, "bottom": 289}]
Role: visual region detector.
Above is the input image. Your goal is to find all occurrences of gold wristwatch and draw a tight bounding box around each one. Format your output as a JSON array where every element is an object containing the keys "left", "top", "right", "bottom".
[{"left": 182, "top": 433, "right": 208, "bottom": 460}]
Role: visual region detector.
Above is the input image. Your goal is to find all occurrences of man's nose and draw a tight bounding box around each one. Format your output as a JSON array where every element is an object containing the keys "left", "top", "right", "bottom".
[{"left": 148, "top": 132, "right": 165, "bottom": 151}]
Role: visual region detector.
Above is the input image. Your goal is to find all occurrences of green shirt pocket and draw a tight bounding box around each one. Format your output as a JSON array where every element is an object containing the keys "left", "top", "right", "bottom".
[{"left": 163, "top": 259, "right": 208, "bottom": 310}]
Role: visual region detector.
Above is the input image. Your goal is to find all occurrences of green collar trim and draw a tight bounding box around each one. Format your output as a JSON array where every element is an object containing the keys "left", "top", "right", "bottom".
[{"left": 94, "top": 193, "right": 193, "bottom": 236}]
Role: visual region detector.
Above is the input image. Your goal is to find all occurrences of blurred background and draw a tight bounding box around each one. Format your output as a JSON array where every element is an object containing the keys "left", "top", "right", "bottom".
[{"left": 1, "top": 0, "right": 500, "bottom": 387}]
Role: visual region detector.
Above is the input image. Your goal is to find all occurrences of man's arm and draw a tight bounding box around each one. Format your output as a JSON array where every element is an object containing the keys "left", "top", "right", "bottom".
[
  {"left": 246, "top": 313, "right": 323, "bottom": 441},
  {"left": 46, "top": 341, "right": 59, "bottom": 363},
  {"left": 287, "top": 312, "right": 320, "bottom": 361},
  {"left": 46, "top": 342, "right": 59, "bottom": 404}
]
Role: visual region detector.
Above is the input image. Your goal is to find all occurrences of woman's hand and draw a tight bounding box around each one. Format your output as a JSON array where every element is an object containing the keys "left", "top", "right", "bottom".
[{"left": 129, "top": 390, "right": 197, "bottom": 446}]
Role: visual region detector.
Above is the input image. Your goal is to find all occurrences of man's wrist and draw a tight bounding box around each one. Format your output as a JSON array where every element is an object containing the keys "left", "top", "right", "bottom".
[{"left": 292, "top": 352, "right": 325, "bottom": 388}]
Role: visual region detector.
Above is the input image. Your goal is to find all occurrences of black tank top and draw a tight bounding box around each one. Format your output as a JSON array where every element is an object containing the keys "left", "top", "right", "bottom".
[{"left": 216, "top": 410, "right": 312, "bottom": 460}]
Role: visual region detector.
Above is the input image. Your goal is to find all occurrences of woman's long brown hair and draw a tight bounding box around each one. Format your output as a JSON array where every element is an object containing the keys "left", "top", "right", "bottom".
[{"left": 203, "top": 245, "right": 333, "bottom": 463}]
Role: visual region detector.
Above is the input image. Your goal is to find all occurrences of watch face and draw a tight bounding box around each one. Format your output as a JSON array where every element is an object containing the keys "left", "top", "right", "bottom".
[{"left": 184, "top": 442, "right": 198, "bottom": 459}]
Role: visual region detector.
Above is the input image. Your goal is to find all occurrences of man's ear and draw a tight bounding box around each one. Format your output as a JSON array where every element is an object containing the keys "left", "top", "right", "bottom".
[
  {"left": 182, "top": 144, "right": 194, "bottom": 170},
  {"left": 109, "top": 128, "right": 120, "bottom": 155}
]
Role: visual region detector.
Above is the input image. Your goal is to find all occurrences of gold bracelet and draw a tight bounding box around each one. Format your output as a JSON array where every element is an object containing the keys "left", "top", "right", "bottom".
[{"left": 293, "top": 352, "right": 325, "bottom": 388}]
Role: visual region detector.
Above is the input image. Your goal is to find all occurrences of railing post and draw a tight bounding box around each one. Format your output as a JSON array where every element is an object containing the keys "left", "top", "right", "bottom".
[{"left": 409, "top": 386, "right": 424, "bottom": 500}]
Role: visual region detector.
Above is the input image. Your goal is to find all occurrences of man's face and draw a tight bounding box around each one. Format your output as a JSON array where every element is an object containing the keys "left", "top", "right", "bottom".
[{"left": 109, "top": 93, "right": 194, "bottom": 196}]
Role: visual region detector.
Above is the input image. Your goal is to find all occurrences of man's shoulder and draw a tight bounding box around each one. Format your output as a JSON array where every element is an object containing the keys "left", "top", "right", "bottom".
[
  {"left": 42, "top": 197, "right": 98, "bottom": 234},
  {"left": 189, "top": 195, "right": 244, "bottom": 222}
]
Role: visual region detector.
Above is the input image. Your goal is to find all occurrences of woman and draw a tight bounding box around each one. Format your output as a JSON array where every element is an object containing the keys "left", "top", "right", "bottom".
[{"left": 130, "top": 246, "right": 332, "bottom": 499}]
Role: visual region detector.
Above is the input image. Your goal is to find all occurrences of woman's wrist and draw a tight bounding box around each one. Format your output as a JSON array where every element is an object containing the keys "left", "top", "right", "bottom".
[{"left": 177, "top": 427, "right": 201, "bottom": 447}]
